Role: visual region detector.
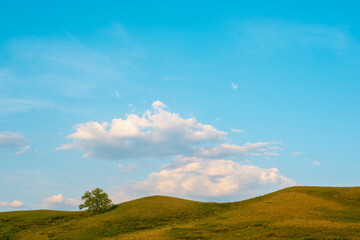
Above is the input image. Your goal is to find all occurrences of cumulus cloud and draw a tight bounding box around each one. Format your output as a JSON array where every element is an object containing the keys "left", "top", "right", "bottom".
[
  {"left": 0, "top": 131, "right": 28, "bottom": 152},
  {"left": 57, "top": 101, "right": 281, "bottom": 160},
  {"left": 113, "top": 157, "right": 295, "bottom": 202},
  {"left": 38, "top": 194, "right": 81, "bottom": 210},
  {"left": 152, "top": 100, "right": 167, "bottom": 109},
  {"left": 57, "top": 101, "right": 229, "bottom": 160},
  {"left": 60, "top": 101, "right": 293, "bottom": 201},
  {"left": 0, "top": 200, "right": 23, "bottom": 208},
  {"left": 45, "top": 194, "right": 64, "bottom": 203}
]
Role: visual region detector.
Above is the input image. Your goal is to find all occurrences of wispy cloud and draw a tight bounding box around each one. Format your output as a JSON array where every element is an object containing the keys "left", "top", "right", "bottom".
[
  {"left": 231, "top": 83, "right": 238, "bottom": 90},
  {"left": 0, "top": 131, "right": 28, "bottom": 151},
  {"left": 231, "top": 128, "right": 244, "bottom": 133},
  {"left": 198, "top": 142, "right": 279, "bottom": 159},
  {"left": 118, "top": 163, "right": 138, "bottom": 172},
  {"left": 290, "top": 152, "right": 303, "bottom": 155},
  {"left": 0, "top": 28, "right": 138, "bottom": 102},
  {"left": 0, "top": 97, "right": 51, "bottom": 115},
  {"left": 15, "top": 145, "right": 31, "bottom": 155},
  {"left": 235, "top": 19, "right": 352, "bottom": 51},
  {"left": 98, "top": 22, "right": 129, "bottom": 41},
  {"left": 312, "top": 160, "right": 321, "bottom": 166},
  {"left": 0, "top": 169, "right": 49, "bottom": 187}
]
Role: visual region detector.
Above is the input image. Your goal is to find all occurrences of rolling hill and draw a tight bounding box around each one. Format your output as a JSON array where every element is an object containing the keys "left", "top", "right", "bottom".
[{"left": 1, "top": 186, "right": 360, "bottom": 239}]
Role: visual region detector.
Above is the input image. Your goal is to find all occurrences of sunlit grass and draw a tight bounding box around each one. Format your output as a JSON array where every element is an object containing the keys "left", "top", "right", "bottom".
[{"left": 1, "top": 187, "right": 360, "bottom": 239}]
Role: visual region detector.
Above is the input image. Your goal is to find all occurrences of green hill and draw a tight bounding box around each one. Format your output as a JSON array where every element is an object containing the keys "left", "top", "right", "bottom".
[{"left": 1, "top": 186, "right": 360, "bottom": 239}]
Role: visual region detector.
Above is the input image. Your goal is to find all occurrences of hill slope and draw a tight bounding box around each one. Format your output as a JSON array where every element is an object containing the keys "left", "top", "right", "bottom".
[{"left": 1, "top": 186, "right": 360, "bottom": 239}]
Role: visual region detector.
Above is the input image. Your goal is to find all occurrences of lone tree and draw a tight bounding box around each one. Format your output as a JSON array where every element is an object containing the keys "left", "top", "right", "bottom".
[{"left": 79, "top": 188, "right": 113, "bottom": 214}]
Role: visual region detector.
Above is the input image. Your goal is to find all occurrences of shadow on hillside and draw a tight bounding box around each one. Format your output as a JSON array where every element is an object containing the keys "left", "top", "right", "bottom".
[
  {"left": 102, "top": 205, "right": 118, "bottom": 214},
  {"left": 79, "top": 205, "right": 118, "bottom": 217}
]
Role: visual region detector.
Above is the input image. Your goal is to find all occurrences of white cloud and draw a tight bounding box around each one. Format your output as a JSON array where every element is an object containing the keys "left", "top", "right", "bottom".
[
  {"left": 312, "top": 160, "right": 321, "bottom": 166},
  {"left": 55, "top": 144, "right": 74, "bottom": 150},
  {"left": 45, "top": 194, "right": 64, "bottom": 203},
  {"left": 231, "top": 128, "right": 244, "bottom": 133},
  {"left": 57, "top": 101, "right": 282, "bottom": 160},
  {"left": 198, "top": 142, "right": 279, "bottom": 158},
  {"left": 38, "top": 194, "right": 81, "bottom": 210},
  {"left": 57, "top": 101, "right": 228, "bottom": 160},
  {"left": 114, "top": 157, "right": 295, "bottom": 202},
  {"left": 15, "top": 145, "right": 31, "bottom": 155},
  {"left": 62, "top": 101, "right": 294, "bottom": 202},
  {"left": 231, "top": 83, "right": 238, "bottom": 90},
  {"left": 290, "top": 152, "right": 303, "bottom": 155},
  {"left": 118, "top": 163, "right": 138, "bottom": 172},
  {"left": 0, "top": 200, "right": 23, "bottom": 208},
  {"left": 109, "top": 189, "right": 134, "bottom": 203},
  {"left": 152, "top": 100, "right": 167, "bottom": 110},
  {"left": 0, "top": 131, "right": 28, "bottom": 151}
]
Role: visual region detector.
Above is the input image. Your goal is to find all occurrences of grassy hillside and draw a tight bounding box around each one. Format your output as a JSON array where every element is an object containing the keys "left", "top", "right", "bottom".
[{"left": 1, "top": 186, "right": 360, "bottom": 239}]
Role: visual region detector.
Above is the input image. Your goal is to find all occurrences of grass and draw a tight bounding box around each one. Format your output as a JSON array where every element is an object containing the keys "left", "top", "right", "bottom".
[{"left": 1, "top": 186, "right": 360, "bottom": 239}]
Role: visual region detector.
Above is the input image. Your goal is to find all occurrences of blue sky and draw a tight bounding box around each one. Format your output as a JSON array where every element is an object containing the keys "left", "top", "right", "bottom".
[{"left": 1, "top": 1, "right": 360, "bottom": 211}]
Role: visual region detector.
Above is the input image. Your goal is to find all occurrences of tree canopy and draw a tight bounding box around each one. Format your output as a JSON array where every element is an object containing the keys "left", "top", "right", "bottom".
[{"left": 79, "top": 188, "right": 113, "bottom": 214}]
